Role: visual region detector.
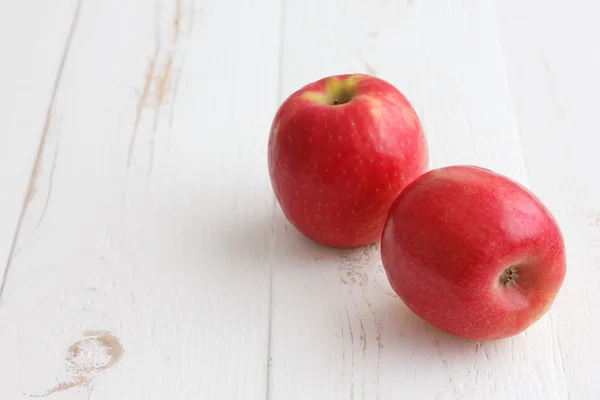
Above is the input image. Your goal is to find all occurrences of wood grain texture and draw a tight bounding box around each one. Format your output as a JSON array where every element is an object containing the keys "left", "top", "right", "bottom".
[
  {"left": 497, "top": 0, "right": 600, "bottom": 397},
  {"left": 0, "top": 0, "right": 598, "bottom": 399},
  {"left": 0, "top": 0, "right": 281, "bottom": 398},
  {"left": 0, "top": 0, "right": 80, "bottom": 290},
  {"left": 269, "top": 0, "right": 571, "bottom": 399}
]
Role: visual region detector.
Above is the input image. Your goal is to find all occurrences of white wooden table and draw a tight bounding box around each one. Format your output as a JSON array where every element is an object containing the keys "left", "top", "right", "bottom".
[{"left": 1, "top": 1, "right": 599, "bottom": 399}]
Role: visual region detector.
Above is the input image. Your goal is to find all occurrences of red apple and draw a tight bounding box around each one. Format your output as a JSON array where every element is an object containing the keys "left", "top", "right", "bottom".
[
  {"left": 381, "top": 165, "right": 566, "bottom": 340},
  {"left": 268, "top": 73, "right": 428, "bottom": 248}
]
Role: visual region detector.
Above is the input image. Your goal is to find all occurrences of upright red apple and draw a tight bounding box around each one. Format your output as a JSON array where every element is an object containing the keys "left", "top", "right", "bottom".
[
  {"left": 268, "top": 74, "right": 428, "bottom": 248},
  {"left": 381, "top": 165, "right": 566, "bottom": 340}
]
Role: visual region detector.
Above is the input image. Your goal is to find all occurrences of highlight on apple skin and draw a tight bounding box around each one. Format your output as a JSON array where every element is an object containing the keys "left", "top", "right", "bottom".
[
  {"left": 380, "top": 165, "right": 566, "bottom": 341},
  {"left": 268, "top": 73, "right": 428, "bottom": 248}
]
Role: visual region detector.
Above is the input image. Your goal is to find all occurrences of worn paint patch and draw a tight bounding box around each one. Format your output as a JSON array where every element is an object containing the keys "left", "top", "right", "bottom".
[
  {"left": 338, "top": 243, "right": 378, "bottom": 288},
  {"left": 28, "top": 331, "right": 124, "bottom": 397},
  {"left": 128, "top": 0, "right": 197, "bottom": 170},
  {"left": 358, "top": 51, "right": 376, "bottom": 75}
]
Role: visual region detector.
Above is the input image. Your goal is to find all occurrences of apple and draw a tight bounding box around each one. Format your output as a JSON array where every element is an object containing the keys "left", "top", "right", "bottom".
[
  {"left": 268, "top": 73, "right": 428, "bottom": 248},
  {"left": 380, "top": 165, "right": 566, "bottom": 340}
]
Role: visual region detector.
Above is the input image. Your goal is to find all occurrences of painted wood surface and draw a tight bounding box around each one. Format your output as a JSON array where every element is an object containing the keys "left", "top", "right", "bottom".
[
  {"left": 0, "top": 0, "right": 598, "bottom": 399},
  {"left": 0, "top": 0, "right": 281, "bottom": 398}
]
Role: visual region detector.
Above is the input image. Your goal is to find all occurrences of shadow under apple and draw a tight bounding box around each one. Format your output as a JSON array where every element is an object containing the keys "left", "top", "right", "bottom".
[{"left": 153, "top": 182, "right": 520, "bottom": 371}]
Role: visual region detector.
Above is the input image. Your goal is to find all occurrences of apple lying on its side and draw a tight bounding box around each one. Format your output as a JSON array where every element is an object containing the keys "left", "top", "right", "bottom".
[
  {"left": 381, "top": 165, "right": 566, "bottom": 340},
  {"left": 268, "top": 74, "right": 428, "bottom": 248}
]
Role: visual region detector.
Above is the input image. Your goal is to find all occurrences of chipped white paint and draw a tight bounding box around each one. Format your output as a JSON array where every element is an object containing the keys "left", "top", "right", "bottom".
[
  {"left": 0, "top": 0, "right": 598, "bottom": 399},
  {"left": 26, "top": 330, "right": 124, "bottom": 398}
]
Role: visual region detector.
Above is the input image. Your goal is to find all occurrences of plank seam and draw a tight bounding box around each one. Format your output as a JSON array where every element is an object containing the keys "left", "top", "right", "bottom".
[
  {"left": 265, "top": 0, "right": 287, "bottom": 398},
  {"left": 0, "top": 0, "right": 84, "bottom": 302}
]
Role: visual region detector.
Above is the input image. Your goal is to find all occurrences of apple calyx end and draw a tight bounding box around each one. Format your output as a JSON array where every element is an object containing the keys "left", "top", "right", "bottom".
[{"left": 499, "top": 265, "right": 519, "bottom": 287}]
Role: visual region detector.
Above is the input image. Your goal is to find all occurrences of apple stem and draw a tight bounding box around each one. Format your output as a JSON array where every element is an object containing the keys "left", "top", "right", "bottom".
[{"left": 333, "top": 99, "right": 340, "bottom": 105}]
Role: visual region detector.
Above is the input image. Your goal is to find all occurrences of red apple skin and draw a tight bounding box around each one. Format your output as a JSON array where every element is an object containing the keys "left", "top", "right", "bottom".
[
  {"left": 381, "top": 165, "right": 566, "bottom": 340},
  {"left": 268, "top": 74, "right": 428, "bottom": 248}
]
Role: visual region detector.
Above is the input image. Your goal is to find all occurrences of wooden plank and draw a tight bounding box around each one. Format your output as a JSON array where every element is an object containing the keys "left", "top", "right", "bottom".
[
  {"left": 496, "top": 0, "right": 600, "bottom": 397},
  {"left": 269, "top": 0, "right": 569, "bottom": 399},
  {"left": 0, "top": 0, "right": 79, "bottom": 288},
  {"left": 0, "top": 0, "right": 281, "bottom": 398}
]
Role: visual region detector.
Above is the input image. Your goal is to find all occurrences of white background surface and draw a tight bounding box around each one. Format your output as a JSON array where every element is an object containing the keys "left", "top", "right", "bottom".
[{"left": 1, "top": 0, "right": 598, "bottom": 399}]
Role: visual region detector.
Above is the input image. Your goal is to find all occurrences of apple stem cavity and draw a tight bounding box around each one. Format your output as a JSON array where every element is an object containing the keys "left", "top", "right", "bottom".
[
  {"left": 328, "top": 85, "right": 355, "bottom": 106},
  {"left": 330, "top": 92, "right": 352, "bottom": 106},
  {"left": 499, "top": 266, "right": 519, "bottom": 287}
]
